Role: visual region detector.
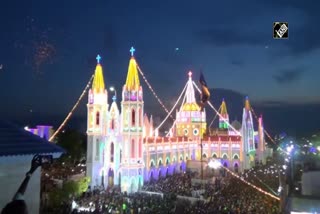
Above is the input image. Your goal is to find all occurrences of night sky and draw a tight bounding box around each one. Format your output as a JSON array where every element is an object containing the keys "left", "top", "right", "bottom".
[{"left": 0, "top": 0, "right": 319, "bottom": 136}]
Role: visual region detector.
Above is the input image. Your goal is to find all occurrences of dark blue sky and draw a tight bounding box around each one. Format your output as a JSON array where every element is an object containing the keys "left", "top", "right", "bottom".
[{"left": 0, "top": 0, "right": 319, "bottom": 135}]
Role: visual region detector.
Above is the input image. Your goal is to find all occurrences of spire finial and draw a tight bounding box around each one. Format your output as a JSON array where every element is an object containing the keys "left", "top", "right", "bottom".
[
  {"left": 96, "top": 54, "right": 101, "bottom": 64},
  {"left": 188, "top": 71, "right": 192, "bottom": 79},
  {"left": 130, "top": 47, "right": 135, "bottom": 57}
]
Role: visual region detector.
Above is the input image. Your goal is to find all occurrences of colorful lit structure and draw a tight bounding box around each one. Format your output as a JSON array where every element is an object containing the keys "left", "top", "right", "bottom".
[
  {"left": 25, "top": 125, "right": 54, "bottom": 142},
  {"left": 86, "top": 48, "right": 269, "bottom": 193}
]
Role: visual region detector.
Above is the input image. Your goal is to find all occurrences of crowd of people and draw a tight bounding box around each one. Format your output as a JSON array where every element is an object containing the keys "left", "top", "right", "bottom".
[{"left": 40, "top": 159, "right": 281, "bottom": 214}]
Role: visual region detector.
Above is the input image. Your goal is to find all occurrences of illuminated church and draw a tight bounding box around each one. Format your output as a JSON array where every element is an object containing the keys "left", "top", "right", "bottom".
[{"left": 86, "top": 48, "right": 269, "bottom": 193}]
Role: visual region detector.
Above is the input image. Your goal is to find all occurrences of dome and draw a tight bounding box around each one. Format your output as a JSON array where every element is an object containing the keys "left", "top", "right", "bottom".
[
  {"left": 181, "top": 102, "right": 200, "bottom": 111},
  {"left": 231, "top": 120, "right": 241, "bottom": 130}
]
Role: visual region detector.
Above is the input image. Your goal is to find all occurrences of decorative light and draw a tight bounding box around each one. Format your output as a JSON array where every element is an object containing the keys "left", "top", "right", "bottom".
[
  {"left": 155, "top": 82, "right": 187, "bottom": 130},
  {"left": 223, "top": 166, "right": 280, "bottom": 201},
  {"left": 49, "top": 74, "right": 95, "bottom": 141},
  {"left": 208, "top": 159, "right": 221, "bottom": 169},
  {"left": 192, "top": 81, "right": 241, "bottom": 136},
  {"left": 137, "top": 64, "right": 174, "bottom": 121}
]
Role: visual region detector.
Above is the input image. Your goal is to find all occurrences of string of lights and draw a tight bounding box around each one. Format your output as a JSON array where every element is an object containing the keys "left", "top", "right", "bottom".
[
  {"left": 222, "top": 166, "right": 280, "bottom": 201},
  {"left": 254, "top": 176, "right": 279, "bottom": 196},
  {"left": 209, "top": 106, "right": 221, "bottom": 128},
  {"left": 155, "top": 82, "right": 188, "bottom": 130},
  {"left": 49, "top": 74, "right": 95, "bottom": 141},
  {"left": 192, "top": 81, "right": 242, "bottom": 136},
  {"left": 137, "top": 64, "right": 174, "bottom": 121},
  {"left": 250, "top": 107, "right": 277, "bottom": 145},
  {"left": 165, "top": 87, "right": 188, "bottom": 137}
]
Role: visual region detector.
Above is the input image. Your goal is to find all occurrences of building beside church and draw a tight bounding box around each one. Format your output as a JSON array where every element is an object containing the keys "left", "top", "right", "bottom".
[
  {"left": 0, "top": 121, "right": 63, "bottom": 214},
  {"left": 25, "top": 125, "right": 54, "bottom": 142},
  {"left": 86, "top": 48, "right": 270, "bottom": 193}
]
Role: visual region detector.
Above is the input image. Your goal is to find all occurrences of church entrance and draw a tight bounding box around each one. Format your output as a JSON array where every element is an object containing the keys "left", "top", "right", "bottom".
[
  {"left": 234, "top": 163, "right": 239, "bottom": 173},
  {"left": 101, "top": 170, "right": 105, "bottom": 187},
  {"left": 108, "top": 168, "right": 114, "bottom": 187}
]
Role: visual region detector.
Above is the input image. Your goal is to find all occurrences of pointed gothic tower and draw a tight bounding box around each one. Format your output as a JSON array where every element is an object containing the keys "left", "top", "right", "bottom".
[
  {"left": 219, "top": 98, "right": 229, "bottom": 130},
  {"left": 241, "top": 96, "right": 255, "bottom": 170},
  {"left": 176, "top": 71, "right": 206, "bottom": 140},
  {"left": 119, "top": 47, "right": 144, "bottom": 193},
  {"left": 104, "top": 96, "right": 121, "bottom": 187},
  {"left": 257, "top": 115, "right": 266, "bottom": 164},
  {"left": 86, "top": 55, "right": 109, "bottom": 187}
]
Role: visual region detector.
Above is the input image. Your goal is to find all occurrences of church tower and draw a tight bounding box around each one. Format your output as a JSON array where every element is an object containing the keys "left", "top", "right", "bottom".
[
  {"left": 176, "top": 71, "right": 206, "bottom": 140},
  {"left": 119, "top": 47, "right": 144, "bottom": 193},
  {"left": 86, "top": 55, "right": 109, "bottom": 187},
  {"left": 241, "top": 96, "right": 255, "bottom": 170},
  {"left": 104, "top": 96, "right": 121, "bottom": 187},
  {"left": 257, "top": 115, "right": 266, "bottom": 164},
  {"left": 219, "top": 98, "right": 229, "bottom": 130}
]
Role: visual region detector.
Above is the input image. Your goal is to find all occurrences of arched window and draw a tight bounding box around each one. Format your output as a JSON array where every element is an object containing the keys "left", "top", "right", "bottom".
[
  {"left": 111, "top": 119, "right": 115, "bottom": 130},
  {"left": 166, "top": 158, "right": 169, "bottom": 165},
  {"left": 110, "top": 142, "right": 114, "bottom": 162},
  {"left": 131, "top": 139, "right": 135, "bottom": 158},
  {"left": 139, "top": 139, "right": 142, "bottom": 157},
  {"left": 138, "top": 108, "right": 142, "bottom": 126},
  {"left": 131, "top": 109, "right": 136, "bottom": 126},
  {"left": 96, "top": 112, "right": 100, "bottom": 125}
]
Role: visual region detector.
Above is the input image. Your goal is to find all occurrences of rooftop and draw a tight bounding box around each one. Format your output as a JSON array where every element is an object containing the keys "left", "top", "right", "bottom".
[{"left": 0, "top": 120, "right": 64, "bottom": 157}]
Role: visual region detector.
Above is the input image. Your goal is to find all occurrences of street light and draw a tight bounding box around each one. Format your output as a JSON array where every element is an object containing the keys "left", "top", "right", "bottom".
[{"left": 109, "top": 86, "right": 117, "bottom": 100}]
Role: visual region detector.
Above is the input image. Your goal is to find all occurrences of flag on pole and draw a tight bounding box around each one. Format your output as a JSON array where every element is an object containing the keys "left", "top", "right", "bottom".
[{"left": 199, "top": 72, "right": 210, "bottom": 111}]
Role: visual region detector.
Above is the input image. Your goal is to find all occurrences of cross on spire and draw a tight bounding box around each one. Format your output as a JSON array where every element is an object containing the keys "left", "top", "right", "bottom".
[
  {"left": 96, "top": 54, "right": 101, "bottom": 64},
  {"left": 130, "top": 47, "right": 135, "bottom": 57}
]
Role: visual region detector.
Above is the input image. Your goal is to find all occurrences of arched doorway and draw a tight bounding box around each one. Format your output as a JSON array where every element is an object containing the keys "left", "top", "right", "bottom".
[
  {"left": 166, "top": 168, "right": 169, "bottom": 176},
  {"left": 101, "top": 170, "right": 105, "bottom": 187},
  {"left": 150, "top": 171, "right": 154, "bottom": 181},
  {"left": 108, "top": 168, "right": 114, "bottom": 187},
  {"left": 234, "top": 163, "right": 239, "bottom": 173}
]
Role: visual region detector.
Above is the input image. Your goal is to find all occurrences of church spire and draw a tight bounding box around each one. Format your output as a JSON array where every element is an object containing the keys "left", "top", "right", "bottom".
[
  {"left": 92, "top": 54, "right": 105, "bottom": 93},
  {"left": 219, "top": 98, "right": 229, "bottom": 130},
  {"left": 186, "top": 71, "right": 196, "bottom": 104},
  {"left": 220, "top": 98, "right": 228, "bottom": 115},
  {"left": 245, "top": 96, "right": 251, "bottom": 111},
  {"left": 124, "top": 47, "right": 140, "bottom": 91}
]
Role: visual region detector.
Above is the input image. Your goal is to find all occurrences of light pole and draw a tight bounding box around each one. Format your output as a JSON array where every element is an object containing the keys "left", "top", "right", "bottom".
[{"left": 109, "top": 86, "right": 117, "bottom": 100}]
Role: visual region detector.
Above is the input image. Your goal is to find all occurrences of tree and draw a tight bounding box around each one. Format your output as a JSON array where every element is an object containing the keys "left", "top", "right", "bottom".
[
  {"left": 56, "top": 129, "right": 87, "bottom": 162},
  {"left": 48, "top": 177, "right": 90, "bottom": 207}
]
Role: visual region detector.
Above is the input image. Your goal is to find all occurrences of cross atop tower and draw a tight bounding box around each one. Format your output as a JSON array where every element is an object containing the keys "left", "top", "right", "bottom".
[
  {"left": 96, "top": 54, "right": 101, "bottom": 64},
  {"left": 130, "top": 47, "right": 135, "bottom": 57}
]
